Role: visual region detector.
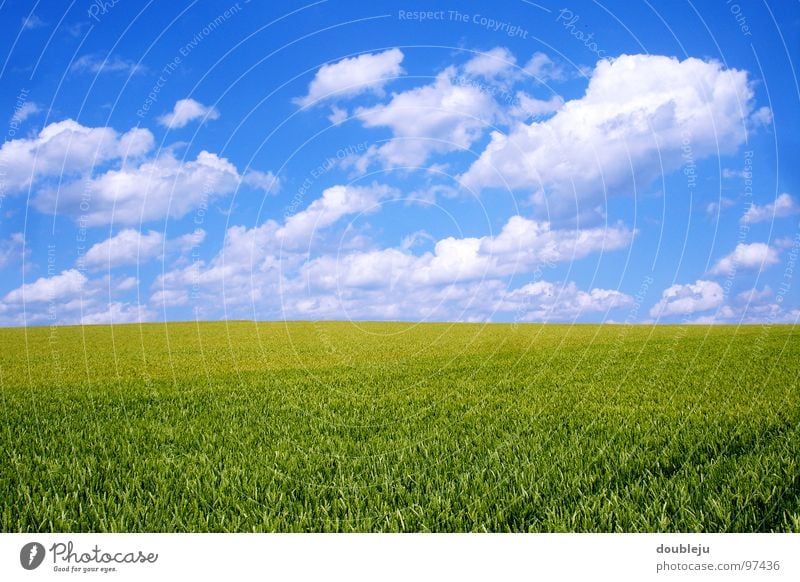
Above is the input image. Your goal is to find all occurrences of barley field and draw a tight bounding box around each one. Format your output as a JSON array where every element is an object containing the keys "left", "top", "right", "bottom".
[{"left": 0, "top": 321, "right": 797, "bottom": 532}]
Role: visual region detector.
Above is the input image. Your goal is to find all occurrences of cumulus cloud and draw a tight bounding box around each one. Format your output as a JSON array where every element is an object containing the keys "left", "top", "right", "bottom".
[
  {"left": 3, "top": 269, "right": 87, "bottom": 304},
  {"left": 302, "top": 215, "right": 633, "bottom": 289},
  {"left": 499, "top": 280, "right": 633, "bottom": 321},
  {"left": 1, "top": 119, "right": 277, "bottom": 225},
  {"left": 158, "top": 98, "right": 220, "bottom": 129},
  {"left": 708, "top": 242, "right": 780, "bottom": 276},
  {"left": 0, "top": 268, "right": 155, "bottom": 326},
  {"left": 34, "top": 150, "right": 238, "bottom": 225},
  {"left": 294, "top": 48, "right": 404, "bottom": 107},
  {"left": 34, "top": 149, "right": 274, "bottom": 226},
  {"left": 0, "top": 119, "right": 153, "bottom": 193},
  {"left": 463, "top": 47, "right": 517, "bottom": 79},
  {"left": 459, "top": 54, "right": 756, "bottom": 213},
  {"left": 80, "top": 301, "right": 154, "bottom": 325},
  {"left": 649, "top": 279, "right": 724, "bottom": 318},
  {"left": 523, "top": 52, "right": 566, "bottom": 82},
  {"left": 354, "top": 69, "right": 497, "bottom": 168},
  {"left": 84, "top": 229, "right": 165, "bottom": 269},
  {"left": 241, "top": 169, "right": 281, "bottom": 194},
  {"left": 740, "top": 193, "right": 799, "bottom": 224},
  {"left": 278, "top": 183, "right": 395, "bottom": 248}
]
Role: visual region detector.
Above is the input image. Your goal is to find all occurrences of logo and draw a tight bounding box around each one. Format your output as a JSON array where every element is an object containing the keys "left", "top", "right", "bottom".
[{"left": 20, "top": 542, "right": 46, "bottom": 570}]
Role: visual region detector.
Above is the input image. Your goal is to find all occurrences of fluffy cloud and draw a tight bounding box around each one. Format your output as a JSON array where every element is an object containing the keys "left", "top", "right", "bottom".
[
  {"left": 708, "top": 242, "right": 780, "bottom": 276},
  {"left": 1, "top": 119, "right": 277, "bottom": 225},
  {"left": 278, "top": 183, "right": 395, "bottom": 248},
  {"left": 294, "top": 48, "right": 404, "bottom": 107},
  {"left": 80, "top": 301, "right": 154, "bottom": 325},
  {"left": 302, "top": 215, "right": 633, "bottom": 289},
  {"left": 3, "top": 269, "right": 87, "bottom": 304},
  {"left": 740, "top": 193, "right": 799, "bottom": 224},
  {"left": 0, "top": 119, "right": 153, "bottom": 192},
  {"left": 158, "top": 98, "right": 220, "bottom": 129},
  {"left": 354, "top": 69, "right": 497, "bottom": 168},
  {"left": 34, "top": 150, "right": 263, "bottom": 225},
  {"left": 649, "top": 279, "right": 724, "bottom": 318},
  {"left": 84, "top": 229, "right": 165, "bottom": 269},
  {"left": 0, "top": 268, "right": 155, "bottom": 326},
  {"left": 523, "top": 52, "right": 566, "bottom": 82},
  {"left": 463, "top": 47, "right": 517, "bottom": 79},
  {"left": 459, "top": 55, "right": 756, "bottom": 212},
  {"left": 498, "top": 281, "right": 633, "bottom": 321}
]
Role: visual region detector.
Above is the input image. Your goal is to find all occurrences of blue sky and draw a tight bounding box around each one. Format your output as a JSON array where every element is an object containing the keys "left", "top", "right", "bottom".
[{"left": 0, "top": 0, "right": 798, "bottom": 325}]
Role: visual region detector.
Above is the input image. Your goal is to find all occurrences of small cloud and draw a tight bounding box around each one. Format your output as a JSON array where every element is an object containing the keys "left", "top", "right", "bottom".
[
  {"left": 523, "top": 52, "right": 566, "bottom": 82},
  {"left": 294, "top": 48, "right": 404, "bottom": 108},
  {"left": 71, "top": 53, "right": 147, "bottom": 76},
  {"left": 649, "top": 279, "right": 724, "bottom": 318},
  {"left": 750, "top": 106, "right": 773, "bottom": 127},
  {"left": 328, "top": 106, "right": 348, "bottom": 125},
  {"left": 708, "top": 242, "right": 780, "bottom": 276},
  {"left": 242, "top": 169, "right": 281, "bottom": 194},
  {"left": 157, "top": 98, "right": 220, "bottom": 129},
  {"left": 740, "top": 193, "right": 799, "bottom": 224},
  {"left": 705, "top": 197, "right": 736, "bottom": 218},
  {"left": 11, "top": 102, "right": 40, "bottom": 124},
  {"left": 22, "top": 14, "right": 47, "bottom": 30}
]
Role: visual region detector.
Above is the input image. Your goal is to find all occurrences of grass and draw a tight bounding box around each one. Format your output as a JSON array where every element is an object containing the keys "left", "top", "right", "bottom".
[{"left": 0, "top": 321, "right": 798, "bottom": 532}]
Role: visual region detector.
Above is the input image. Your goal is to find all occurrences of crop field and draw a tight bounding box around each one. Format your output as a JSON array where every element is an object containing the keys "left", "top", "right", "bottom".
[{"left": 0, "top": 321, "right": 798, "bottom": 532}]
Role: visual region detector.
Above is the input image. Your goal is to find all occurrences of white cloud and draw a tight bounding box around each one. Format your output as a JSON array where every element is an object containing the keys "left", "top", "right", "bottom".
[
  {"left": 0, "top": 119, "right": 153, "bottom": 193},
  {"left": 708, "top": 242, "right": 780, "bottom": 276},
  {"left": 302, "top": 215, "right": 633, "bottom": 289},
  {"left": 354, "top": 69, "right": 497, "bottom": 168},
  {"left": 158, "top": 98, "right": 220, "bottom": 129},
  {"left": 328, "top": 106, "right": 348, "bottom": 125},
  {"left": 523, "top": 52, "right": 565, "bottom": 82},
  {"left": 750, "top": 106, "right": 772, "bottom": 127},
  {"left": 84, "top": 229, "right": 165, "bottom": 269},
  {"left": 241, "top": 169, "right": 281, "bottom": 194},
  {"left": 463, "top": 47, "right": 517, "bottom": 79},
  {"left": 3, "top": 269, "right": 88, "bottom": 304},
  {"left": 649, "top": 279, "right": 724, "bottom": 318},
  {"left": 81, "top": 301, "right": 154, "bottom": 325},
  {"left": 510, "top": 93, "right": 564, "bottom": 121},
  {"left": 1, "top": 119, "right": 276, "bottom": 225},
  {"left": 174, "top": 228, "right": 206, "bottom": 253},
  {"left": 740, "top": 193, "right": 799, "bottom": 224},
  {"left": 11, "top": 102, "right": 40, "bottom": 123},
  {"left": 460, "top": 55, "right": 756, "bottom": 213},
  {"left": 116, "top": 276, "right": 138, "bottom": 292},
  {"left": 277, "top": 183, "right": 395, "bottom": 248},
  {"left": 499, "top": 280, "right": 633, "bottom": 321},
  {"left": 34, "top": 149, "right": 271, "bottom": 225},
  {"left": 70, "top": 53, "right": 146, "bottom": 75},
  {"left": 0, "top": 268, "right": 156, "bottom": 326},
  {"left": 294, "top": 48, "right": 404, "bottom": 107}
]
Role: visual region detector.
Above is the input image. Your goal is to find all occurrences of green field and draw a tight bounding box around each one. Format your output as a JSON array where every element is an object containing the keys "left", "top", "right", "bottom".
[{"left": 0, "top": 321, "right": 798, "bottom": 532}]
